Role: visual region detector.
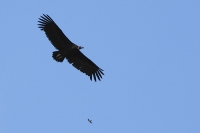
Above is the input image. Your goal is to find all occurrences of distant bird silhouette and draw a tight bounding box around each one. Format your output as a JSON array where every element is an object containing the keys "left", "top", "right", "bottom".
[
  {"left": 38, "top": 14, "right": 104, "bottom": 81},
  {"left": 88, "top": 119, "right": 92, "bottom": 124}
]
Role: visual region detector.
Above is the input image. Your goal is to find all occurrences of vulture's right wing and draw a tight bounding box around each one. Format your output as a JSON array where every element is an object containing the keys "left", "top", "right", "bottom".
[{"left": 66, "top": 51, "right": 104, "bottom": 81}]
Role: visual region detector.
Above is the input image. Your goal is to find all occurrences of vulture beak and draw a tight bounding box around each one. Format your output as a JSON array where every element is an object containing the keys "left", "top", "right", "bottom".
[{"left": 79, "top": 46, "right": 84, "bottom": 49}]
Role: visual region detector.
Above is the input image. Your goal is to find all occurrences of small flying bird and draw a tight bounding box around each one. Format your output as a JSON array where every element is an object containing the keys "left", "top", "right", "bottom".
[
  {"left": 88, "top": 119, "right": 92, "bottom": 124},
  {"left": 37, "top": 14, "right": 104, "bottom": 81}
]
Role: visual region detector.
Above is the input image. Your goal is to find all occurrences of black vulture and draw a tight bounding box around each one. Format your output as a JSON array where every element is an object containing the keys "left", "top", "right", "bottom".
[{"left": 38, "top": 14, "right": 104, "bottom": 81}]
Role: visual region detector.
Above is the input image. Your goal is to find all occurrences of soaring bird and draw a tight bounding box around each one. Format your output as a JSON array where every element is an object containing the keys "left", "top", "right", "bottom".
[
  {"left": 38, "top": 14, "right": 104, "bottom": 81},
  {"left": 88, "top": 119, "right": 92, "bottom": 124}
]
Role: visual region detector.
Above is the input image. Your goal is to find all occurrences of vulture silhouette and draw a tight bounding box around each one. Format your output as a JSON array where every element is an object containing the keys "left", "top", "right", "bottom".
[{"left": 38, "top": 14, "right": 104, "bottom": 81}]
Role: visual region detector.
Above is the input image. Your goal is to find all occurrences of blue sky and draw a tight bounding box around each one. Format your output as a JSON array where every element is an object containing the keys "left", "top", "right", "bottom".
[{"left": 1, "top": 0, "right": 200, "bottom": 133}]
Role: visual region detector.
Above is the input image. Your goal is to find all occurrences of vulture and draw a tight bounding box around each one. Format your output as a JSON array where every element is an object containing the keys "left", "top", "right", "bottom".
[{"left": 38, "top": 14, "right": 104, "bottom": 81}]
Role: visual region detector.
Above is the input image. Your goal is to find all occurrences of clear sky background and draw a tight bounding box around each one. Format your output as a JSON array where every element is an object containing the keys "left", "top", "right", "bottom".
[{"left": 0, "top": 0, "right": 200, "bottom": 133}]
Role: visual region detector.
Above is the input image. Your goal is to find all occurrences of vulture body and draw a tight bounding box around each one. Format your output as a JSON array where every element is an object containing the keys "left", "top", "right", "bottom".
[{"left": 38, "top": 14, "right": 104, "bottom": 81}]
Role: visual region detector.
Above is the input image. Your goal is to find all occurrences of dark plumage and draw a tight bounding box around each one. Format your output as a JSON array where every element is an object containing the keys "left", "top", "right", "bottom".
[{"left": 38, "top": 14, "right": 104, "bottom": 81}]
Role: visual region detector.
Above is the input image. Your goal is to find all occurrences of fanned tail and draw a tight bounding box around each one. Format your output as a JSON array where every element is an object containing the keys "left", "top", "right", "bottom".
[{"left": 52, "top": 51, "right": 65, "bottom": 62}]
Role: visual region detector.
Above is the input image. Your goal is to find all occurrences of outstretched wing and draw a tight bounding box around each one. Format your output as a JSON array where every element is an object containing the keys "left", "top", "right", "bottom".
[
  {"left": 66, "top": 51, "right": 104, "bottom": 81},
  {"left": 38, "top": 14, "right": 73, "bottom": 50}
]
